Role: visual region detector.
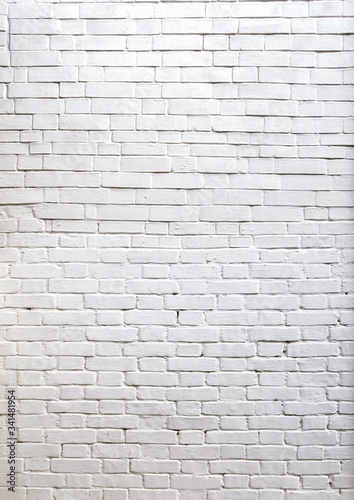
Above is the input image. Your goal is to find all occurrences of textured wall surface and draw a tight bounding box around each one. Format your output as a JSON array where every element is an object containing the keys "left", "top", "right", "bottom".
[{"left": 1, "top": 1, "right": 354, "bottom": 499}]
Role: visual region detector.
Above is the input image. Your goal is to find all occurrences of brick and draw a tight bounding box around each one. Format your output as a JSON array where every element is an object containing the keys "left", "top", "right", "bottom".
[{"left": 0, "top": 3, "right": 351, "bottom": 498}]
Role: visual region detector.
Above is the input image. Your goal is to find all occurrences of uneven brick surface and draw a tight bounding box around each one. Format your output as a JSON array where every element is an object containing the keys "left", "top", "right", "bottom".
[{"left": 0, "top": 1, "right": 353, "bottom": 499}]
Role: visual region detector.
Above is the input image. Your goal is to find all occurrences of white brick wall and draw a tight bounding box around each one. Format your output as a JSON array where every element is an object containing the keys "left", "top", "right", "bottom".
[{"left": 1, "top": 0, "right": 354, "bottom": 498}]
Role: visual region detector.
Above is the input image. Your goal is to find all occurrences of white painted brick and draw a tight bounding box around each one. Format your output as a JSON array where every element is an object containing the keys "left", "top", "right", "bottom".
[{"left": 0, "top": 1, "right": 352, "bottom": 498}]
